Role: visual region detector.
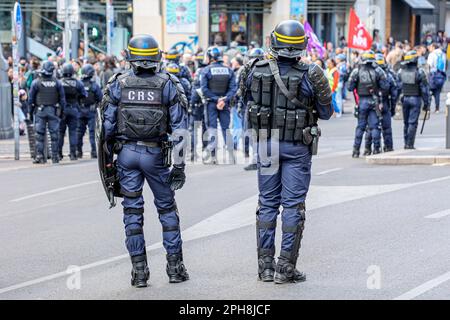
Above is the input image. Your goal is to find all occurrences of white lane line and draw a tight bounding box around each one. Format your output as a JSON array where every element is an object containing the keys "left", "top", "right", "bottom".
[
  {"left": 10, "top": 180, "right": 99, "bottom": 202},
  {"left": 2, "top": 175, "right": 450, "bottom": 295},
  {"left": 315, "top": 168, "right": 343, "bottom": 176},
  {"left": 425, "top": 209, "right": 450, "bottom": 219},
  {"left": 393, "top": 271, "right": 450, "bottom": 300}
]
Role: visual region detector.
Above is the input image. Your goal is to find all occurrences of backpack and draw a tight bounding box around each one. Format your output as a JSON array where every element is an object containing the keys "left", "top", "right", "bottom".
[{"left": 436, "top": 52, "right": 446, "bottom": 72}]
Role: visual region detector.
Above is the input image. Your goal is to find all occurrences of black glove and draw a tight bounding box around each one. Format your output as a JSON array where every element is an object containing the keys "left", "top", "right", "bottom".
[
  {"left": 166, "top": 165, "right": 186, "bottom": 191},
  {"left": 423, "top": 104, "right": 430, "bottom": 112}
]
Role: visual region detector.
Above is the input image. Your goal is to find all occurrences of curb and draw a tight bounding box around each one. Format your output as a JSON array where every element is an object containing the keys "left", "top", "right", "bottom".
[{"left": 366, "top": 155, "right": 450, "bottom": 165}]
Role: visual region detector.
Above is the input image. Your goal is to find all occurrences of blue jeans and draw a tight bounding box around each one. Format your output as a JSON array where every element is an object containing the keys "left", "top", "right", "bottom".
[{"left": 117, "top": 144, "right": 183, "bottom": 257}]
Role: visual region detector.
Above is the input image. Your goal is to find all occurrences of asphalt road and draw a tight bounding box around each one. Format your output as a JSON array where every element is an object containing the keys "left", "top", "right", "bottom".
[{"left": 0, "top": 110, "right": 449, "bottom": 300}]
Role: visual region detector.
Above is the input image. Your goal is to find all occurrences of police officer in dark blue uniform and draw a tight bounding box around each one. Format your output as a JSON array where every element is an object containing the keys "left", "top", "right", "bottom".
[
  {"left": 200, "top": 46, "right": 237, "bottom": 164},
  {"left": 188, "top": 52, "right": 208, "bottom": 161},
  {"left": 165, "top": 48, "right": 193, "bottom": 83},
  {"left": 77, "top": 64, "right": 103, "bottom": 159},
  {"left": 243, "top": 20, "right": 333, "bottom": 284},
  {"left": 28, "top": 61, "right": 66, "bottom": 164},
  {"left": 364, "top": 53, "right": 399, "bottom": 154},
  {"left": 101, "top": 34, "right": 189, "bottom": 288},
  {"left": 348, "top": 50, "right": 389, "bottom": 158},
  {"left": 59, "top": 63, "right": 87, "bottom": 161},
  {"left": 398, "top": 50, "right": 430, "bottom": 149}
]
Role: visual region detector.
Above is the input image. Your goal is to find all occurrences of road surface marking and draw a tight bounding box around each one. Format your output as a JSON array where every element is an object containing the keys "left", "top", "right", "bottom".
[
  {"left": 393, "top": 271, "right": 450, "bottom": 300},
  {"left": 425, "top": 209, "right": 450, "bottom": 219},
  {"left": 10, "top": 181, "right": 99, "bottom": 202},
  {"left": 1, "top": 175, "right": 450, "bottom": 295},
  {"left": 315, "top": 168, "right": 343, "bottom": 176}
]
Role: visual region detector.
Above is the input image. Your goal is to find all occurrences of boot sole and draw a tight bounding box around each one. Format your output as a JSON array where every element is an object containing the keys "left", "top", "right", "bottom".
[{"left": 169, "top": 276, "right": 189, "bottom": 283}]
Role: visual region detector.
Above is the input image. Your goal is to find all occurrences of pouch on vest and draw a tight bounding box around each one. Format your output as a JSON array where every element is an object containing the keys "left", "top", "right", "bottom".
[
  {"left": 261, "top": 74, "right": 273, "bottom": 106},
  {"left": 248, "top": 103, "right": 260, "bottom": 130},
  {"left": 259, "top": 106, "right": 271, "bottom": 130},
  {"left": 251, "top": 73, "right": 262, "bottom": 104},
  {"left": 294, "top": 109, "right": 307, "bottom": 141},
  {"left": 284, "top": 110, "right": 296, "bottom": 141},
  {"left": 273, "top": 107, "right": 286, "bottom": 140},
  {"left": 117, "top": 107, "right": 166, "bottom": 140},
  {"left": 276, "top": 76, "right": 289, "bottom": 108},
  {"left": 287, "top": 76, "right": 300, "bottom": 109}
]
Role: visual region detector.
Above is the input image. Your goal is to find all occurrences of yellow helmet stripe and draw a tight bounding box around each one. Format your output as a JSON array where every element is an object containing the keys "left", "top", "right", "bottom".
[
  {"left": 129, "top": 50, "right": 159, "bottom": 56},
  {"left": 362, "top": 53, "right": 375, "bottom": 59},
  {"left": 128, "top": 46, "right": 159, "bottom": 53},
  {"left": 273, "top": 31, "right": 305, "bottom": 41},
  {"left": 165, "top": 54, "right": 179, "bottom": 59},
  {"left": 166, "top": 67, "right": 180, "bottom": 73},
  {"left": 404, "top": 54, "right": 417, "bottom": 60}
]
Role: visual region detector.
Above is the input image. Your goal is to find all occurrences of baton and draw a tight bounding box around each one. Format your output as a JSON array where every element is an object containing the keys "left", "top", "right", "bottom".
[{"left": 420, "top": 110, "right": 429, "bottom": 135}]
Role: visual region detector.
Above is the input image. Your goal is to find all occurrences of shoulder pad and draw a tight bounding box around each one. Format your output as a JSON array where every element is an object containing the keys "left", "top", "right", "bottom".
[
  {"left": 107, "top": 72, "right": 122, "bottom": 85},
  {"left": 293, "top": 61, "right": 310, "bottom": 71},
  {"left": 255, "top": 59, "right": 270, "bottom": 67},
  {"left": 307, "top": 64, "right": 332, "bottom": 106}
]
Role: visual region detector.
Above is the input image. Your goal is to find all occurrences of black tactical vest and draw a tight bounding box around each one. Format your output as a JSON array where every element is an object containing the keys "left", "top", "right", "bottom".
[
  {"left": 248, "top": 60, "right": 313, "bottom": 142},
  {"left": 117, "top": 72, "right": 170, "bottom": 141},
  {"left": 208, "top": 64, "right": 230, "bottom": 95},
  {"left": 82, "top": 80, "right": 97, "bottom": 106},
  {"left": 62, "top": 77, "right": 79, "bottom": 104},
  {"left": 357, "top": 65, "right": 378, "bottom": 96},
  {"left": 35, "top": 77, "right": 59, "bottom": 106},
  {"left": 400, "top": 66, "right": 420, "bottom": 96}
]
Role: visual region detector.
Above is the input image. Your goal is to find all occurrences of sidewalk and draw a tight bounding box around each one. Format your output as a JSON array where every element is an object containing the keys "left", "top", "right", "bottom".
[{"left": 366, "top": 149, "right": 450, "bottom": 165}]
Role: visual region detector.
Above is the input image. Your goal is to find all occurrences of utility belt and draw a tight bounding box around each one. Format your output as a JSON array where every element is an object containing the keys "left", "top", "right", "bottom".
[
  {"left": 247, "top": 103, "right": 321, "bottom": 154},
  {"left": 119, "top": 139, "right": 173, "bottom": 167}
]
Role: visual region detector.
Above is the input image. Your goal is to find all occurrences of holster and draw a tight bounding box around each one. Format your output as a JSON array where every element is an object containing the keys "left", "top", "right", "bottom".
[{"left": 161, "top": 140, "right": 173, "bottom": 168}]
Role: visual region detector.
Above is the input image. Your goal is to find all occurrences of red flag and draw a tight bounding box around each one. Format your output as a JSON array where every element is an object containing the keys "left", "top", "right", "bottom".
[{"left": 347, "top": 8, "right": 373, "bottom": 50}]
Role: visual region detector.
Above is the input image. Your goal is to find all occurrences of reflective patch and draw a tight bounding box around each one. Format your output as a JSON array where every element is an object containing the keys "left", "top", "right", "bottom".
[
  {"left": 40, "top": 80, "right": 56, "bottom": 87},
  {"left": 121, "top": 88, "right": 162, "bottom": 105},
  {"left": 210, "top": 67, "right": 229, "bottom": 76}
]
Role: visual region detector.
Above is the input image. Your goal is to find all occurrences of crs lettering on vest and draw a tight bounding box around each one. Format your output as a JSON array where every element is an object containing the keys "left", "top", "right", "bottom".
[
  {"left": 121, "top": 88, "right": 162, "bottom": 105},
  {"left": 210, "top": 67, "right": 229, "bottom": 76},
  {"left": 41, "top": 80, "right": 57, "bottom": 87}
]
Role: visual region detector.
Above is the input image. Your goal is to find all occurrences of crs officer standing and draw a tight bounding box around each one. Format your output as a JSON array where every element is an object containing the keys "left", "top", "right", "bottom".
[
  {"left": 200, "top": 46, "right": 237, "bottom": 164},
  {"left": 398, "top": 50, "right": 430, "bottom": 149},
  {"left": 77, "top": 64, "right": 102, "bottom": 159},
  {"left": 59, "top": 63, "right": 87, "bottom": 161},
  {"left": 28, "top": 61, "right": 66, "bottom": 164},
  {"left": 243, "top": 20, "right": 333, "bottom": 284},
  {"left": 100, "top": 35, "right": 189, "bottom": 287},
  {"left": 347, "top": 50, "right": 389, "bottom": 158},
  {"left": 165, "top": 48, "right": 193, "bottom": 83}
]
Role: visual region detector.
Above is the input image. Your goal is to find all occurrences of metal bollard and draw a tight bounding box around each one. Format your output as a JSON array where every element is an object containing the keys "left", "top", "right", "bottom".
[{"left": 446, "top": 93, "right": 450, "bottom": 149}]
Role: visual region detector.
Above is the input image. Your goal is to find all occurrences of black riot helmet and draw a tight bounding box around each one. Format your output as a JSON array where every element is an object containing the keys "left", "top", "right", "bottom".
[
  {"left": 166, "top": 62, "right": 181, "bottom": 77},
  {"left": 206, "top": 46, "right": 222, "bottom": 62},
  {"left": 126, "top": 34, "right": 162, "bottom": 72},
  {"left": 165, "top": 48, "right": 181, "bottom": 64},
  {"left": 62, "top": 63, "right": 74, "bottom": 77},
  {"left": 360, "top": 50, "right": 376, "bottom": 64},
  {"left": 81, "top": 63, "right": 95, "bottom": 79},
  {"left": 402, "top": 50, "right": 418, "bottom": 65},
  {"left": 269, "top": 20, "right": 308, "bottom": 59},
  {"left": 41, "top": 61, "right": 55, "bottom": 77},
  {"left": 194, "top": 51, "right": 207, "bottom": 67},
  {"left": 248, "top": 47, "right": 265, "bottom": 60}
]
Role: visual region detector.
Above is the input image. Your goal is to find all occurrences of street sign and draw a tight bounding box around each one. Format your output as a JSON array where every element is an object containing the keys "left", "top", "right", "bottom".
[
  {"left": 14, "top": 1, "right": 22, "bottom": 40},
  {"left": 12, "top": 1, "right": 21, "bottom": 160}
]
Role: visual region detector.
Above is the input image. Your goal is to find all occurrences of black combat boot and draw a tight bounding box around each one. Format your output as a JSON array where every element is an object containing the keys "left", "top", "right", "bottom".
[
  {"left": 130, "top": 254, "right": 150, "bottom": 288},
  {"left": 258, "top": 249, "right": 276, "bottom": 282},
  {"left": 33, "top": 154, "right": 46, "bottom": 164},
  {"left": 69, "top": 153, "right": 78, "bottom": 161},
  {"left": 58, "top": 152, "right": 64, "bottom": 161},
  {"left": 274, "top": 256, "right": 306, "bottom": 284},
  {"left": 384, "top": 146, "right": 394, "bottom": 152},
  {"left": 372, "top": 147, "right": 381, "bottom": 155},
  {"left": 166, "top": 253, "right": 189, "bottom": 283},
  {"left": 91, "top": 151, "right": 97, "bottom": 159},
  {"left": 352, "top": 147, "right": 360, "bottom": 158},
  {"left": 52, "top": 155, "right": 60, "bottom": 164},
  {"left": 363, "top": 148, "right": 372, "bottom": 156},
  {"left": 244, "top": 163, "right": 258, "bottom": 171},
  {"left": 76, "top": 150, "right": 83, "bottom": 159}
]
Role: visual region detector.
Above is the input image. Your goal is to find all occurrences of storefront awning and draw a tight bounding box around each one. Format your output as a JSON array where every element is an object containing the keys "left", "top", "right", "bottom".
[{"left": 401, "top": 0, "right": 434, "bottom": 15}]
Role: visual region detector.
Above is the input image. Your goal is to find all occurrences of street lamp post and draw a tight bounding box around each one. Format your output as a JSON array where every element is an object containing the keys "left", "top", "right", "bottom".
[
  {"left": 64, "top": 0, "right": 71, "bottom": 60},
  {"left": 106, "top": 0, "right": 114, "bottom": 56},
  {"left": 12, "top": 2, "right": 22, "bottom": 159}
]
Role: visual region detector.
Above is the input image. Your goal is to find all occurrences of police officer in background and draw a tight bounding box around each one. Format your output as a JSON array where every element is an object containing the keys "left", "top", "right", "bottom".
[
  {"left": 243, "top": 20, "right": 333, "bottom": 284},
  {"left": 200, "top": 46, "right": 237, "bottom": 164},
  {"left": 77, "top": 64, "right": 102, "bottom": 159},
  {"left": 165, "top": 48, "right": 193, "bottom": 83},
  {"left": 189, "top": 51, "right": 208, "bottom": 161},
  {"left": 101, "top": 34, "right": 189, "bottom": 287},
  {"left": 28, "top": 61, "right": 66, "bottom": 164},
  {"left": 398, "top": 50, "right": 430, "bottom": 149},
  {"left": 348, "top": 50, "right": 389, "bottom": 158},
  {"left": 59, "top": 63, "right": 87, "bottom": 161},
  {"left": 239, "top": 47, "right": 265, "bottom": 171},
  {"left": 364, "top": 53, "right": 399, "bottom": 154}
]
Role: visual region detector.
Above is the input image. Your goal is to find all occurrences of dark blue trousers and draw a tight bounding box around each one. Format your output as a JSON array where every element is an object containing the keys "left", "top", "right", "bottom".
[
  {"left": 189, "top": 105, "right": 206, "bottom": 153},
  {"left": 205, "top": 102, "right": 230, "bottom": 155},
  {"left": 365, "top": 100, "right": 393, "bottom": 149},
  {"left": 77, "top": 107, "right": 96, "bottom": 153},
  {"left": 34, "top": 106, "right": 60, "bottom": 158},
  {"left": 117, "top": 144, "right": 183, "bottom": 257},
  {"left": 402, "top": 96, "right": 422, "bottom": 146},
  {"left": 257, "top": 141, "right": 311, "bottom": 254},
  {"left": 354, "top": 97, "right": 381, "bottom": 149},
  {"left": 59, "top": 104, "right": 80, "bottom": 155}
]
